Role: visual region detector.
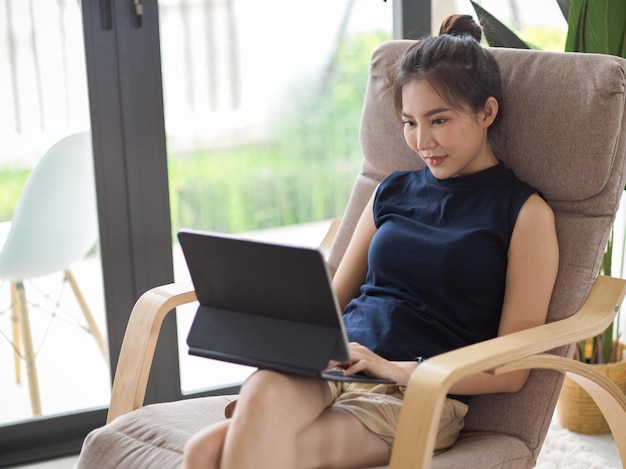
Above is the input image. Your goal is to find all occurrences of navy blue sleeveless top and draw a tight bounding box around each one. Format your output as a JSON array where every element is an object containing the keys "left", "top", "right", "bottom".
[{"left": 342, "top": 163, "right": 538, "bottom": 362}]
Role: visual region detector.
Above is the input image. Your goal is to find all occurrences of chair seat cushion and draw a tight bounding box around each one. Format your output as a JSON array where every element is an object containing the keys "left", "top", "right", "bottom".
[
  {"left": 77, "top": 396, "right": 533, "bottom": 469},
  {"left": 77, "top": 396, "right": 236, "bottom": 469},
  {"left": 431, "top": 433, "right": 533, "bottom": 468}
]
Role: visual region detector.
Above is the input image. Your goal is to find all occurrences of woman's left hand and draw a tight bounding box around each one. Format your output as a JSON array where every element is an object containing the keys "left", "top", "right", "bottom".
[{"left": 342, "top": 342, "right": 418, "bottom": 386}]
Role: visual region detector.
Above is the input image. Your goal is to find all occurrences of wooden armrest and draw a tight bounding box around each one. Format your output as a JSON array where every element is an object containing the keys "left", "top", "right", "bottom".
[
  {"left": 107, "top": 281, "right": 196, "bottom": 423},
  {"left": 319, "top": 217, "right": 341, "bottom": 258},
  {"left": 390, "top": 275, "right": 626, "bottom": 469}
]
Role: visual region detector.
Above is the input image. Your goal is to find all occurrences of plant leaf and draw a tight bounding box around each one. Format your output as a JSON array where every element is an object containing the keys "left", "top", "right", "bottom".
[
  {"left": 564, "top": 0, "right": 587, "bottom": 52},
  {"left": 565, "top": 0, "right": 626, "bottom": 57},
  {"left": 605, "top": 0, "right": 626, "bottom": 57},
  {"left": 469, "top": 0, "right": 530, "bottom": 49}
]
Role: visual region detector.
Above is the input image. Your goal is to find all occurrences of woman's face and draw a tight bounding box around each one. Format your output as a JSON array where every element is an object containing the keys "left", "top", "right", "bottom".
[{"left": 401, "top": 78, "right": 498, "bottom": 179}]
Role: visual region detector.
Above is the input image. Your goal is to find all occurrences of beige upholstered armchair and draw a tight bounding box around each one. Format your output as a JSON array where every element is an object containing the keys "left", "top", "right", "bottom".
[{"left": 77, "top": 41, "right": 626, "bottom": 468}]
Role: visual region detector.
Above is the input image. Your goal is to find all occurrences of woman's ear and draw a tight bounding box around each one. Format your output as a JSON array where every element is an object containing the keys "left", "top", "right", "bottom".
[{"left": 481, "top": 96, "right": 499, "bottom": 128}]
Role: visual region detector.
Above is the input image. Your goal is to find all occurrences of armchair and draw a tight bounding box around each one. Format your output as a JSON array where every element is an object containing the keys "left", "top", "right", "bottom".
[{"left": 77, "top": 42, "right": 626, "bottom": 468}]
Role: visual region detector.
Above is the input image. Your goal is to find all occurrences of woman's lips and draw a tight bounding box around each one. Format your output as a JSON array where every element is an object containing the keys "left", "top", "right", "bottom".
[{"left": 425, "top": 156, "right": 446, "bottom": 166}]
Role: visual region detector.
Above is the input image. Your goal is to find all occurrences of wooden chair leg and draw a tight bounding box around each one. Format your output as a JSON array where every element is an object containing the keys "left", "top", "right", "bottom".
[
  {"left": 64, "top": 270, "right": 108, "bottom": 361},
  {"left": 10, "top": 282, "right": 22, "bottom": 384},
  {"left": 14, "top": 281, "right": 42, "bottom": 416},
  {"left": 496, "top": 353, "right": 626, "bottom": 466}
]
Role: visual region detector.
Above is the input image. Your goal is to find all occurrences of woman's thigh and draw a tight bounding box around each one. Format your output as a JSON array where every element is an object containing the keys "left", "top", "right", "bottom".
[{"left": 234, "top": 370, "right": 334, "bottom": 428}]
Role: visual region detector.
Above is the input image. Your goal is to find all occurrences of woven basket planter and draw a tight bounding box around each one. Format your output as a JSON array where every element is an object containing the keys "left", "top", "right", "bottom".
[{"left": 556, "top": 343, "right": 626, "bottom": 434}]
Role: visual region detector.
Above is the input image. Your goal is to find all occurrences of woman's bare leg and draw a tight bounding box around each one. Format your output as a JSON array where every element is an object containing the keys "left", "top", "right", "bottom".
[
  {"left": 182, "top": 420, "right": 230, "bottom": 469},
  {"left": 219, "top": 370, "right": 333, "bottom": 469}
]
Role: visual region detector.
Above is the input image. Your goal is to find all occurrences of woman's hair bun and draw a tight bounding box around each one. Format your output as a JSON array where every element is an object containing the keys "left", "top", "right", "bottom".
[{"left": 438, "top": 14, "right": 482, "bottom": 42}]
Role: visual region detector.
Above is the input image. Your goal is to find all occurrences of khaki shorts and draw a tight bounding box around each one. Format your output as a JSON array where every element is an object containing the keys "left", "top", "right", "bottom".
[
  {"left": 223, "top": 379, "right": 468, "bottom": 452},
  {"left": 328, "top": 381, "right": 468, "bottom": 451}
]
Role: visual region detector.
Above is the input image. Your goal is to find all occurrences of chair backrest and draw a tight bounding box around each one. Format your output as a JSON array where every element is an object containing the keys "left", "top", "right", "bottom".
[
  {"left": 0, "top": 131, "right": 98, "bottom": 280},
  {"left": 327, "top": 41, "right": 626, "bottom": 459}
]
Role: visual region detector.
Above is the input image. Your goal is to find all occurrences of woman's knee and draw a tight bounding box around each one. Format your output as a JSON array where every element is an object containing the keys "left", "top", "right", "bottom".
[
  {"left": 239, "top": 370, "right": 303, "bottom": 409},
  {"left": 235, "top": 370, "right": 331, "bottom": 422},
  {"left": 183, "top": 421, "right": 229, "bottom": 469}
]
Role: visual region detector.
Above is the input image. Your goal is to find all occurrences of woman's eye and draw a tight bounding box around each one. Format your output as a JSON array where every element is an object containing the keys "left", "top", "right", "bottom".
[
  {"left": 432, "top": 118, "right": 447, "bottom": 125},
  {"left": 403, "top": 120, "right": 415, "bottom": 127}
]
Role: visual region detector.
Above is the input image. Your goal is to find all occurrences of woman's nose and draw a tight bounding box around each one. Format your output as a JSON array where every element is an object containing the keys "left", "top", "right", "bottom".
[{"left": 416, "top": 127, "right": 435, "bottom": 151}]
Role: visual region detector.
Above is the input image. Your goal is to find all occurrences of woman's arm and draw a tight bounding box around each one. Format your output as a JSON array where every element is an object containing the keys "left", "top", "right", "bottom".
[{"left": 332, "top": 192, "right": 377, "bottom": 311}]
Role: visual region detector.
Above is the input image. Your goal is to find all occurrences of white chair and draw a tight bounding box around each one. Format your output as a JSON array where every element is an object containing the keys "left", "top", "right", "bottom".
[{"left": 0, "top": 131, "right": 106, "bottom": 416}]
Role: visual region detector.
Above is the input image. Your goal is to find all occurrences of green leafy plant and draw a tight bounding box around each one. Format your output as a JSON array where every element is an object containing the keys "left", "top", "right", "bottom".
[
  {"left": 470, "top": 0, "right": 626, "bottom": 364},
  {"left": 565, "top": 0, "right": 626, "bottom": 56}
]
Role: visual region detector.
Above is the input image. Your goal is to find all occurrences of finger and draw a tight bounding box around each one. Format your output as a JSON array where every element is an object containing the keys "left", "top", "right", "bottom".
[
  {"left": 326, "top": 362, "right": 343, "bottom": 372},
  {"left": 344, "top": 359, "right": 368, "bottom": 376}
]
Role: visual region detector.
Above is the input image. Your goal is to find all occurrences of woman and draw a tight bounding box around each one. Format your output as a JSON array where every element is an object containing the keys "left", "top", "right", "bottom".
[{"left": 183, "top": 14, "right": 559, "bottom": 469}]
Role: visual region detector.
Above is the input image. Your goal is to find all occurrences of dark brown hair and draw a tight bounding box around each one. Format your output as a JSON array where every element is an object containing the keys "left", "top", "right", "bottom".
[{"left": 393, "top": 14, "right": 502, "bottom": 122}]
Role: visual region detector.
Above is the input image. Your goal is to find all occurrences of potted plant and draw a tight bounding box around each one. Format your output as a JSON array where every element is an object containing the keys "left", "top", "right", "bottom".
[{"left": 470, "top": 0, "right": 626, "bottom": 433}]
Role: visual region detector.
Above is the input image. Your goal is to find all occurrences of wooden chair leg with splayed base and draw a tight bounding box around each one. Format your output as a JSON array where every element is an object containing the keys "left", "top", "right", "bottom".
[
  {"left": 9, "top": 272, "right": 106, "bottom": 417},
  {"left": 65, "top": 270, "right": 108, "bottom": 361},
  {"left": 14, "top": 281, "right": 42, "bottom": 416}
]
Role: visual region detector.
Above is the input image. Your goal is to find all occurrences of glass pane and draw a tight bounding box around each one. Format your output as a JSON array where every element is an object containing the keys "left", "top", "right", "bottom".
[
  {"left": 159, "top": 0, "right": 392, "bottom": 393},
  {"left": 0, "top": 0, "right": 109, "bottom": 423}
]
